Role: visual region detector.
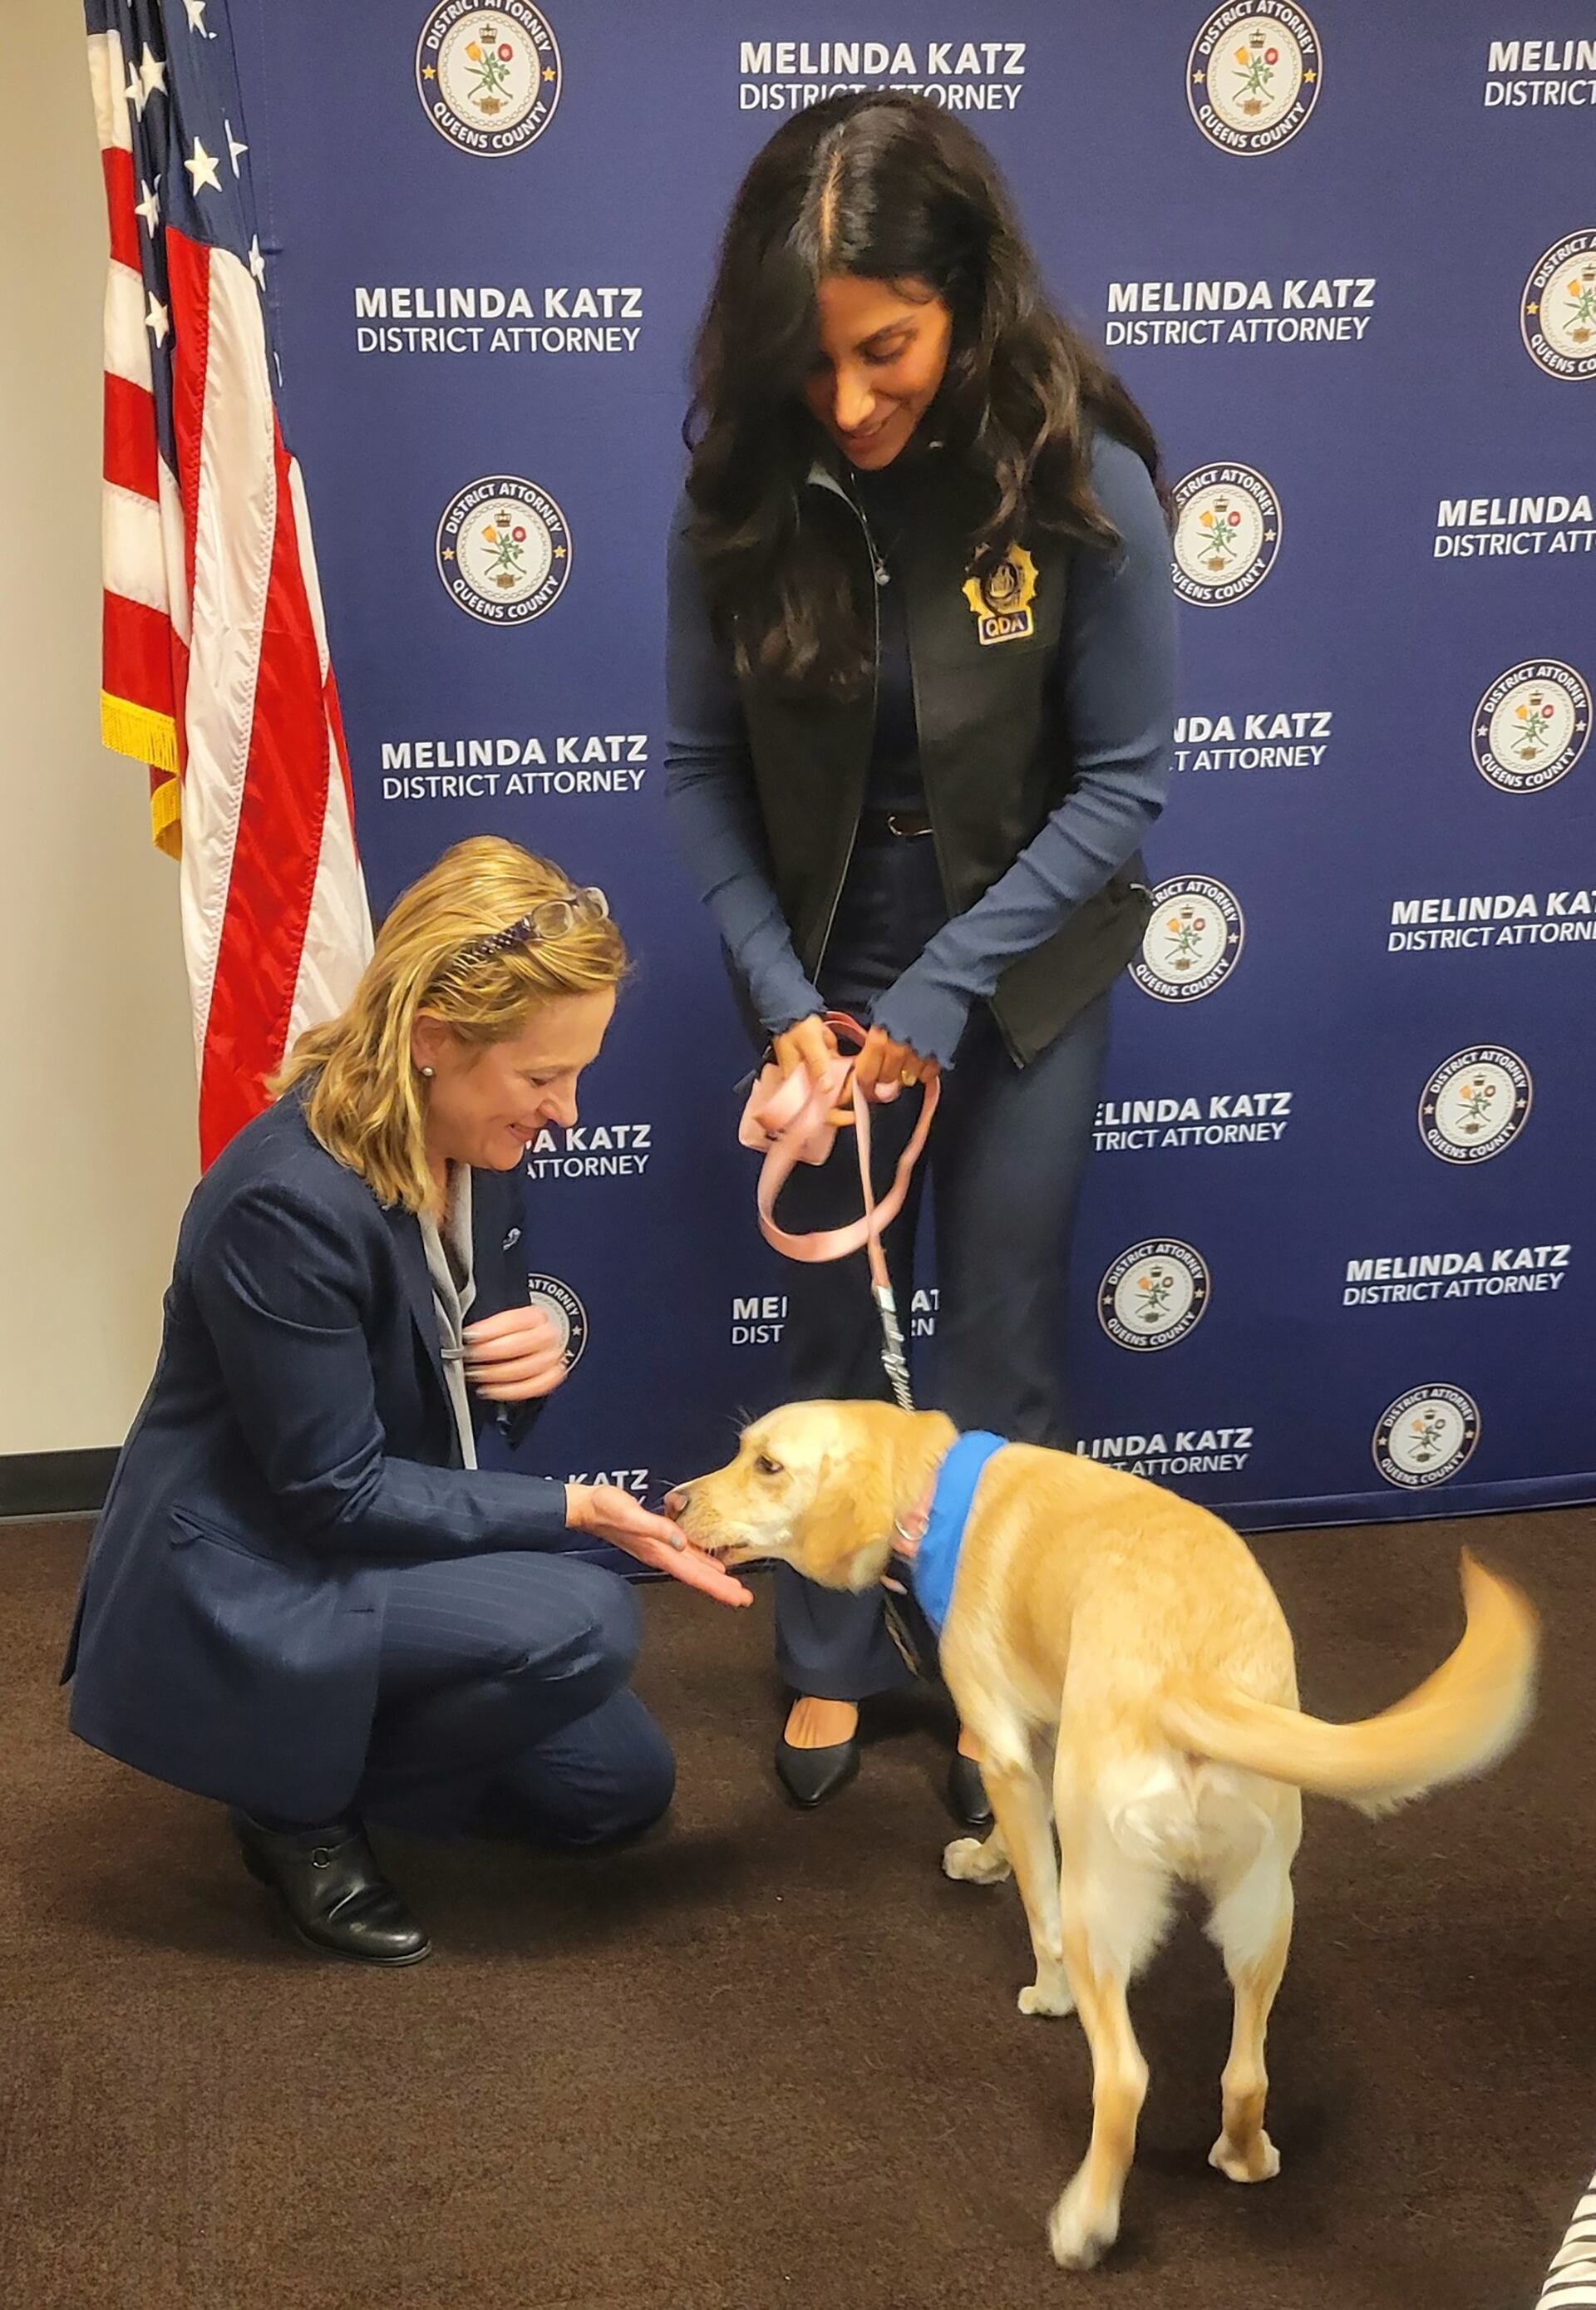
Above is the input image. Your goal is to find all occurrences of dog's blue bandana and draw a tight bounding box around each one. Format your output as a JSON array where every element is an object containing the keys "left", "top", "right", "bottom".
[{"left": 903, "top": 1431, "right": 1006, "bottom": 1637}]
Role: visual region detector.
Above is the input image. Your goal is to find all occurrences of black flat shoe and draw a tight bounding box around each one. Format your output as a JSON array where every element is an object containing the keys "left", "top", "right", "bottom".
[
  {"left": 230, "top": 1810, "right": 431, "bottom": 1966},
  {"left": 947, "top": 1753, "right": 993, "bottom": 1830},
  {"left": 774, "top": 1736, "right": 860, "bottom": 1809}
]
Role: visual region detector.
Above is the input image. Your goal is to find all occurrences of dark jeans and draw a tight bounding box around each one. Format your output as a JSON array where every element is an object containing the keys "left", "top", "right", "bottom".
[
  {"left": 771, "top": 832, "right": 1111, "bottom": 1702},
  {"left": 352, "top": 1552, "right": 675, "bottom": 1845}
]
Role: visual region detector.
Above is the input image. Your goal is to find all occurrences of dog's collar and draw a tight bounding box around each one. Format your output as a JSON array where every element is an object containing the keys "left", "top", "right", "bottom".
[{"left": 884, "top": 1431, "right": 1006, "bottom": 1637}]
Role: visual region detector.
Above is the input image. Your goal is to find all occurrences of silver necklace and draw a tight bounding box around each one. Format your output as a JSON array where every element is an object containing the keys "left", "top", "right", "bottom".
[{"left": 847, "top": 480, "right": 903, "bottom": 587}]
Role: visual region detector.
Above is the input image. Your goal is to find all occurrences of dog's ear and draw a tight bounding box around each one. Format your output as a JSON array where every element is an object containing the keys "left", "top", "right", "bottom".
[
  {"left": 892, "top": 1409, "right": 958, "bottom": 1510},
  {"left": 800, "top": 1440, "right": 894, "bottom": 1591}
]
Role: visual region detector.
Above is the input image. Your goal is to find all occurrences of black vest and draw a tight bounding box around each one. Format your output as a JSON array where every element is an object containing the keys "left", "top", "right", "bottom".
[{"left": 736, "top": 459, "right": 1154, "bottom": 1064}]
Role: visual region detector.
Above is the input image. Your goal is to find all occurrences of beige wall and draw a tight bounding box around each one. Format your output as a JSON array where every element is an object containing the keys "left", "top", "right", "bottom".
[{"left": 0, "top": 5, "right": 198, "bottom": 1455}]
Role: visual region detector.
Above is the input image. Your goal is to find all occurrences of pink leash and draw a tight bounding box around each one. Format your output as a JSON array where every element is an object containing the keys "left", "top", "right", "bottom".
[{"left": 738, "top": 1012, "right": 938, "bottom": 1411}]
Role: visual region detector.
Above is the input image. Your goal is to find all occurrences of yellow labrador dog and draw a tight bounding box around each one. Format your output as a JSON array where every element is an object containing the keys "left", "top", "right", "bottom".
[{"left": 671, "top": 1400, "right": 1538, "bottom": 2270}]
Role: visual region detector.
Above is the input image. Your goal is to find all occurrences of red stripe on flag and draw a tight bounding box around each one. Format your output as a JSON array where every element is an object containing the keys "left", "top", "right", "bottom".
[
  {"left": 101, "top": 146, "right": 140, "bottom": 273},
  {"left": 104, "top": 371, "right": 160, "bottom": 503},
  {"left": 104, "top": 592, "right": 176, "bottom": 722},
  {"left": 324, "top": 670, "right": 357, "bottom": 820},
  {"left": 165, "top": 231, "right": 211, "bottom": 615},
  {"left": 196, "top": 416, "right": 332, "bottom": 1165}
]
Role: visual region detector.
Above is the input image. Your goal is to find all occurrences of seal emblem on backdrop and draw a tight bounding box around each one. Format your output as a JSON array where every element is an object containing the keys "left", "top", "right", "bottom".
[
  {"left": 1188, "top": 6, "right": 1323, "bottom": 155},
  {"left": 1520, "top": 230, "right": 1596, "bottom": 382},
  {"left": 1373, "top": 1386, "right": 1480, "bottom": 1489},
  {"left": 1170, "top": 465, "right": 1282, "bottom": 606},
  {"left": 1472, "top": 660, "right": 1591, "bottom": 792},
  {"left": 1098, "top": 1240, "right": 1211, "bottom": 1352},
  {"left": 417, "top": 2, "right": 563, "bottom": 155},
  {"left": 524, "top": 1273, "right": 589, "bottom": 1370},
  {"left": 1130, "top": 876, "right": 1245, "bottom": 1002},
  {"left": 1418, "top": 1049, "right": 1533, "bottom": 1165},
  {"left": 436, "top": 476, "right": 571, "bottom": 623}
]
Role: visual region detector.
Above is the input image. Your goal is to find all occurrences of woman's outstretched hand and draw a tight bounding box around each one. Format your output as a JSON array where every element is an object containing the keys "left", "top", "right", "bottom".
[{"left": 564, "top": 1484, "right": 754, "bottom": 1607}]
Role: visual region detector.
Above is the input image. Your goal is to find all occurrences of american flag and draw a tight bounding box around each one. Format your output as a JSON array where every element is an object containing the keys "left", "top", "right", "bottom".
[{"left": 85, "top": 0, "right": 370, "bottom": 1165}]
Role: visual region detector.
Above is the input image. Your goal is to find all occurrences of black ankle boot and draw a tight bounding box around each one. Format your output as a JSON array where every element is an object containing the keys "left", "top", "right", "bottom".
[{"left": 230, "top": 1810, "right": 431, "bottom": 1966}]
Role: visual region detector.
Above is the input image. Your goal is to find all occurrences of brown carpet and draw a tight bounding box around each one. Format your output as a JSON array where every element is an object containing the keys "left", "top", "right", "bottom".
[{"left": 1, "top": 1508, "right": 1590, "bottom": 2310}]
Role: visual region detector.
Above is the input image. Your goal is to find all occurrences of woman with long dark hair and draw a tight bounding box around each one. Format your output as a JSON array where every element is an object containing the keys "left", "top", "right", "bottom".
[{"left": 665, "top": 94, "right": 1177, "bottom": 1812}]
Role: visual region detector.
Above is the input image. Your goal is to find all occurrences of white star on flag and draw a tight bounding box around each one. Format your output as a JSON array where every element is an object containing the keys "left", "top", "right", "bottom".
[
  {"left": 185, "top": 136, "right": 222, "bottom": 194},
  {"left": 125, "top": 64, "right": 144, "bottom": 112},
  {"left": 183, "top": 0, "right": 211, "bottom": 31},
  {"left": 137, "top": 43, "right": 167, "bottom": 103},
  {"left": 135, "top": 177, "right": 160, "bottom": 230},
  {"left": 225, "top": 118, "right": 248, "bottom": 174},
  {"left": 145, "top": 293, "right": 170, "bottom": 346}
]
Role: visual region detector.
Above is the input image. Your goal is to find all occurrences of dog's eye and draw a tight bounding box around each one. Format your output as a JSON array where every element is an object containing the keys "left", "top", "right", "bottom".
[{"left": 754, "top": 1454, "right": 784, "bottom": 1477}]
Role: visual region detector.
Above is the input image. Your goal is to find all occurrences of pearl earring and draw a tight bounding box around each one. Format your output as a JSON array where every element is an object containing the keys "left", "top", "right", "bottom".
[{"left": 419, "top": 1065, "right": 435, "bottom": 1079}]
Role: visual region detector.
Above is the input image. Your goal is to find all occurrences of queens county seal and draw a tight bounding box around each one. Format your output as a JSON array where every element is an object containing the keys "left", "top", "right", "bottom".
[
  {"left": 436, "top": 475, "right": 570, "bottom": 623},
  {"left": 1098, "top": 1239, "right": 1210, "bottom": 1352},
  {"left": 1520, "top": 230, "right": 1596, "bottom": 382},
  {"left": 1373, "top": 1386, "right": 1480, "bottom": 1490},
  {"left": 1472, "top": 659, "right": 1591, "bottom": 793},
  {"left": 1419, "top": 1047, "right": 1533, "bottom": 1165},
  {"left": 416, "top": 2, "right": 562, "bottom": 155},
  {"left": 1171, "top": 465, "right": 1282, "bottom": 605},
  {"left": 1130, "top": 875, "right": 1244, "bottom": 1002},
  {"left": 1188, "top": 5, "right": 1322, "bottom": 155},
  {"left": 525, "top": 1273, "right": 589, "bottom": 1371}
]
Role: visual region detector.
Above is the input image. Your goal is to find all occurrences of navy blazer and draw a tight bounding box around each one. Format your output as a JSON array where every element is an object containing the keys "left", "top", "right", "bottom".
[{"left": 62, "top": 1092, "right": 569, "bottom": 1820}]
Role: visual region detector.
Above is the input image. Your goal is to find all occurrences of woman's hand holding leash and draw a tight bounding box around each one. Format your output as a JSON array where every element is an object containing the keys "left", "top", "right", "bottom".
[
  {"left": 852, "top": 1023, "right": 938, "bottom": 1103},
  {"left": 774, "top": 1012, "right": 935, "bottom": 1118},
  {"left": 772, "top": 1014, "right": 851, "bottom": 1126},
  {"left": 565, "top": 1484, "right": 754, "bottom": 1608}
]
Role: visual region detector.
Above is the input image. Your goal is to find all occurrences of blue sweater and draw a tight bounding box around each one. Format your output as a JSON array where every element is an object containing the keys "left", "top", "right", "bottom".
[{"left": 663, "top": 433, "right": 1178, "bottom": 1066}]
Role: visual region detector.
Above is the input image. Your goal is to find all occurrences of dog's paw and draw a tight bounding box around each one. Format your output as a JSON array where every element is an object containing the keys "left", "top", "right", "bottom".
[
  {"left": 1017, "top": 1971, "right": 1074, "bottom": 2018},
  {"left": 1209, "top": 2129, "right": 1281, "bottom": 2184},
  {"left": 942, "top": 1835, "right": 1010, "bottom": 1885},
  {"left": 1047, "top": 2173, "right": 1121, "bottom": 2270}
]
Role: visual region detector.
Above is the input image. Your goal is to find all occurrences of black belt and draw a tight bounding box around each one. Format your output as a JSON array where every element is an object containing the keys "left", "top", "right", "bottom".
[{"left": 860, "top": 806, "right": 934, "bottom": 840}]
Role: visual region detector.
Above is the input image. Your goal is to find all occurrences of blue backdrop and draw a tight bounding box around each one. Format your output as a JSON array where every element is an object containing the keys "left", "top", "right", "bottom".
[{"left": 228, "top": 1, "right": 1595, "bottom": 1532}]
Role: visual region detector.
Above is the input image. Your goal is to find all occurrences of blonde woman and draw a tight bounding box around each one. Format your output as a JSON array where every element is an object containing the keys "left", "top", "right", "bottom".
[{"left": 62, "top": 838, "right": 749, "bottom": 1966}]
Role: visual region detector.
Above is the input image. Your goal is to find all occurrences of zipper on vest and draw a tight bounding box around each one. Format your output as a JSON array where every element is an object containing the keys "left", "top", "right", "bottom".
[{"left": 808, "top": 466, "right": 878, "bottom": 983}]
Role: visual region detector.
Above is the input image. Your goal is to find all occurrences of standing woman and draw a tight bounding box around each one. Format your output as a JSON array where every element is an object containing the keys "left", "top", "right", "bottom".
[
  {"left": 665, "top": 95, "right": 1177, "bottom": 1813},
  {"left": 63, "top": 838, "right": 749, "bottom": 1964}
]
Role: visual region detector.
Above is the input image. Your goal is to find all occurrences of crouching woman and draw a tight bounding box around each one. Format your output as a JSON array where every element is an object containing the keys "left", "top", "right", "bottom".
[{"left": 62, "top": 837, "right": 748, "bottom": 1966}]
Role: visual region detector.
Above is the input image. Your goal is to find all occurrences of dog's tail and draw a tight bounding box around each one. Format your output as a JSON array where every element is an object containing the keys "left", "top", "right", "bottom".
[{"left": 1159, "top": 1551, "right": 1538, "bottom": 1815}]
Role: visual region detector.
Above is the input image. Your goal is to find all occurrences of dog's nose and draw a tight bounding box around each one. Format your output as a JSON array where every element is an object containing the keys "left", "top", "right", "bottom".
[{"left": 663, "top": 1485, "right": 689, "bottom": 1518}]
